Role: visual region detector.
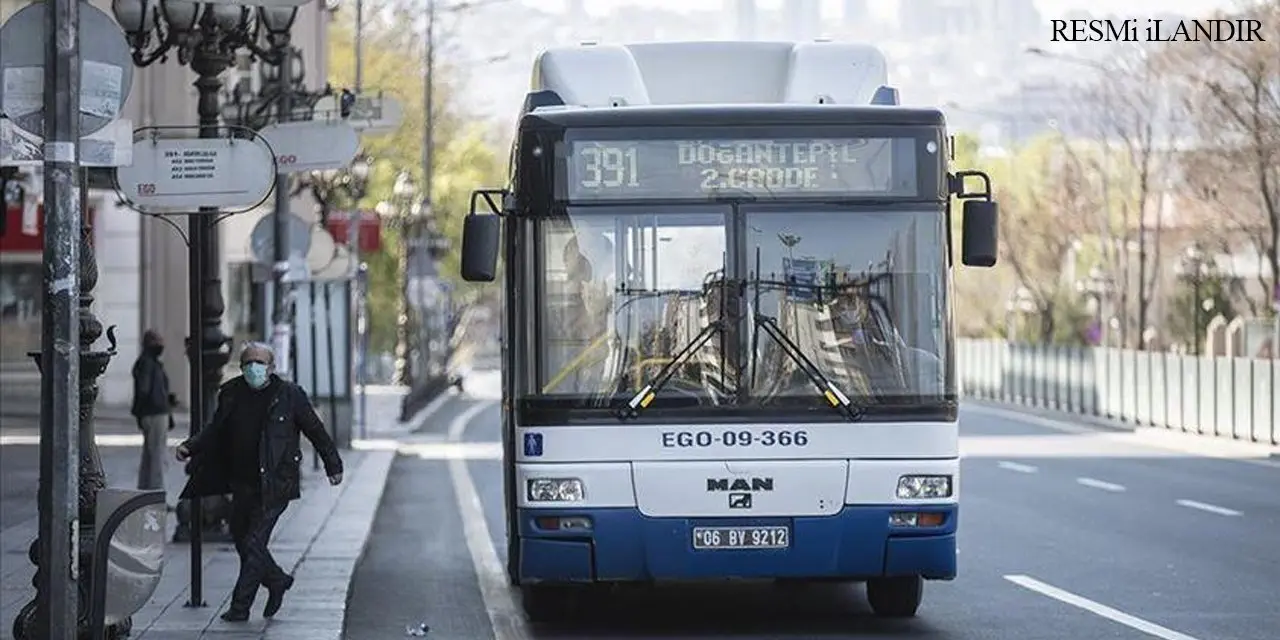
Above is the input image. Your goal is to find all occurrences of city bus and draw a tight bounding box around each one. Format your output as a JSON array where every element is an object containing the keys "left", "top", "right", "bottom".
[{"left": 458, "top": 41, "right": 999, "bottom": 621}]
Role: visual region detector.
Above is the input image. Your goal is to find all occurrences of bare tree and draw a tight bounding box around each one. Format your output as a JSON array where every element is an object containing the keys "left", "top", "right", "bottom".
[
  {"left": 1159, "top": 2, "right": 1280, "bottom": 318},
  {"left": 1084, "top": 46, "right": 1182, "bottom": 349}
]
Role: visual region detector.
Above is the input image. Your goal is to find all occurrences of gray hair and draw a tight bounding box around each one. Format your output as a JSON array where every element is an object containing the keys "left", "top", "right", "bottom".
[{"left": 238, "top": 341, "right": 276, "bottom": 365}]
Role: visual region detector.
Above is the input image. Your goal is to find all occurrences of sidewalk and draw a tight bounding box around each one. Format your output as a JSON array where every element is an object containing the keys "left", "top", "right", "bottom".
[
  {"left": 128, "top": 449, "right": 394, "bottom": 640},
  {"left": 0, "top": 388, "right": 417, "bottom": 640}
]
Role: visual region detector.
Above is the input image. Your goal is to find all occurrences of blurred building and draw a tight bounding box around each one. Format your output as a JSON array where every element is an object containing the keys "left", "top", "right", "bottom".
[
  {"left": 787, "top": 0, "right": 821, "bottom": 40},
  {"left": 729, "top": 0, "right": 756, "bottom": 40}
]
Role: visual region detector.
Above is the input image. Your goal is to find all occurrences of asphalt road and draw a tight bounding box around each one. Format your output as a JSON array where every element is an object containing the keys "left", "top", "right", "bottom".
[{"left": 346, "top": 370, "right": 1280, "bottom": 640}]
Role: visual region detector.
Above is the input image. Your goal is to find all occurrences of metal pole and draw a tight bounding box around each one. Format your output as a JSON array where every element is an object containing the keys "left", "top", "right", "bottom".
[
  {"left": 185, "top": 214, "right": 205, "bottom": 608},
  {"left": 310, "top": 281, "right": 321, "bottom": 470},
  {"left": 393, "top": 0, "right": 436, "bottom": 398},
  {"left": 1192, "top": 276, "right": 1202, "bottom": 357},
  {"left": 355, "top": 0, "right": 364, "bottom": 92},
  {"left": 423, "top": 1, "right": 436, "bottom": 392},
  {"left": 37, "top": 0, "right": 82, "bottom": 634},
  {"left": 270, "top": 49, "right": 294, "bottom": 378},
  {"left": 184, "top": 53, "right": 238, "bottom": 604},
  {"left": 347, "top": 215, "right": 365, "bottom": 439},
  {"left": 358, "top": 263, "right": 368, "bottom": 437},
  {"left": 323, "top": 281, "right": 339, "bottom": 444},
  {"left": 423, "top": 0, "right": 435, "bottom": 204}
]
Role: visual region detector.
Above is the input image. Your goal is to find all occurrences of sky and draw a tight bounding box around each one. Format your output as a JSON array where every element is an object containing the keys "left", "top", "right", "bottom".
[{"left": 540, "top": 0, "right": 1243, "bottom": 19}]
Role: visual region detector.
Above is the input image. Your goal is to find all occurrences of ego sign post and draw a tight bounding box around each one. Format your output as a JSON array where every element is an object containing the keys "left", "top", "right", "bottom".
[
  {"left": 115, "top": 137, "right": 276, "bottom": 213},
  {"left": 258, "top": 120, "right": 359, "bottom": 174}
]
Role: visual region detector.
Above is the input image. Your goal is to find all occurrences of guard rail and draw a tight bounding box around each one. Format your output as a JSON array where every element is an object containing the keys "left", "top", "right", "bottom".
[{"left": 957, "top": 339, "right": 1278, "bottom": 446}]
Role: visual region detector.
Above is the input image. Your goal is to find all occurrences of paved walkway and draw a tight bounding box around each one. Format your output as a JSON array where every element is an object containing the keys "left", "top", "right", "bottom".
[
  {"left": 128, "top": 449, "right": 394, "bottom": 640},
  {"left": 0, "top": 385, "right": 429, "bottom": 640}
]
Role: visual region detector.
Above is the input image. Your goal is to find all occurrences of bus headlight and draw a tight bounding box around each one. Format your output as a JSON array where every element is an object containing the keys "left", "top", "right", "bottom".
[
  {"left": 527, "top": 478, "right": 584, "bottom": 502},
  {"left": 896, "top": 475, "right": 952, "bottom": 499}
]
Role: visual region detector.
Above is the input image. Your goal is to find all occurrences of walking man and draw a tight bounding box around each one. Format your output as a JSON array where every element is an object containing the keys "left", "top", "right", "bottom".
[
  {"left": 131, "top": 329, "right": 175, "bottom": 492},
  {"left": 175, "top": 342, "right": 344, "bottom": 622}
]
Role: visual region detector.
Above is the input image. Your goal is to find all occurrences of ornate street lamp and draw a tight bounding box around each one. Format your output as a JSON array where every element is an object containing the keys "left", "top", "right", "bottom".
[
  {"left": 108, "top": 0, "right": 300, "bottom": 605},
  {"left": 110, "top": 1, "right": 301, "bottom": 552},
  {"left": 1004, "top": 286, "right": 1037, "bottom": 343},
  {"left": 1179, "top": 244, "right": 1215, "bottom": 356},
  {"left": 9, "top": 164, "right": 119, "bottom": 640},
  {"left": 293, "top": 154, "right": 373, "bottom": 444},
  {"left": 381, "top": 172, "right": 420, "bottom": 387},
  {"left": 305, "top": 151, "right": 373, "bottom": 217},
  {"left": 6, "top": 3, "right": 307, "bottom": 634},
  {"left": 1075, "top": 266, "right": 1114, "bottom": 346}
]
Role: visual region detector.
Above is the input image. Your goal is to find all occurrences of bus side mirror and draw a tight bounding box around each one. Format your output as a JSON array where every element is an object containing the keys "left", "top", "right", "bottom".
[
  {"left": 460, "top": 215, "right": 500, "bottom": 282},
  {"left": 961, "top": 200, "right": 998, "bottom": 267}
]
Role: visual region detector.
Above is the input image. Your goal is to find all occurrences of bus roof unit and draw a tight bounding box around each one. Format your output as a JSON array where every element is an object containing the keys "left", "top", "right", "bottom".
[{"left": 529, "top": 41, "right": 895, "bottom": 110}]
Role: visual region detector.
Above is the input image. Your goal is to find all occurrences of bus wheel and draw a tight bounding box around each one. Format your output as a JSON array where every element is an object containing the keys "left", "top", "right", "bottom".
[
  {"left": 520, "top": 584, "right": 575, "bottom": 622},
  {"left": 866, "top": 576, "right": 923, "bottom": 618}
]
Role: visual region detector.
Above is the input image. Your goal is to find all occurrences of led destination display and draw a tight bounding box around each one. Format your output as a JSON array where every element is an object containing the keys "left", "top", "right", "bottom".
[{"left": 566, "top": 137, "right": 917, "bottom": 200}]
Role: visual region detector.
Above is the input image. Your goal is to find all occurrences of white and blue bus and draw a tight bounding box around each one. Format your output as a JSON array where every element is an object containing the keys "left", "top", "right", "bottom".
[{"left": 458, "top": 41, "right": 1000, "bottom": 621}]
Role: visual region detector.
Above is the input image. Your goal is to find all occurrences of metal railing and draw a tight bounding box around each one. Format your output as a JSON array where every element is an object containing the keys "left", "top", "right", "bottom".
[{"left": 957, "top": 339, "right": 1278, "bottom": 446}]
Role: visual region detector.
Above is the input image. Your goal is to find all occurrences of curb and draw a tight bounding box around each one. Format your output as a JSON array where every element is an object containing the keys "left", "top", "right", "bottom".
[
  {"left": 962, "top": 398, "right": 1280, "bottom": 464},
  {"left": 962, "top": 397, "right": 1143, "bottom": 434},
  {"left": 306, "top": 449, "right": 395, "bottom": 640},
  {"left": 0, "top": 405, "right": 191, "bottom": 428},
  {"left": 963, "top": 396, "right": 1278, "bottom": 447},
  {"left": 257, "top": 449, "right": 396, "bottom": 640}
]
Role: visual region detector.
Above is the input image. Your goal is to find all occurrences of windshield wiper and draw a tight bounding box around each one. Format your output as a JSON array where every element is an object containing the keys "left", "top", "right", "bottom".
[
  {"left": 617, "top": 319, "right": 723, "bottom": 421},
  {"left": 754, "top": 313, "right": 865, "bottom": 421}
]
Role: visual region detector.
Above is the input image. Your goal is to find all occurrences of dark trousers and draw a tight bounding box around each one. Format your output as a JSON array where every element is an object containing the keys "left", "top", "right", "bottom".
[{"left": 228, "top": 487, "right": 290, "bottom": 609}]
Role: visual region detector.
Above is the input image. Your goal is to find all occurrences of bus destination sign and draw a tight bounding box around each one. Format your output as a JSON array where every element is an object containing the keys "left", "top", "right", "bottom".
[{"left": 565, "top": 137, "right": 916, "bottom": 201}]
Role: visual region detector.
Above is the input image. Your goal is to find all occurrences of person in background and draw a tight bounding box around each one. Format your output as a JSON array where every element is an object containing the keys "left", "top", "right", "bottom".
[
  {"left": 175, "top": 341, "right": 344, "bottom": 622},
  {"left": 131, "top": 329, "right": 176, "bottom": 493}
]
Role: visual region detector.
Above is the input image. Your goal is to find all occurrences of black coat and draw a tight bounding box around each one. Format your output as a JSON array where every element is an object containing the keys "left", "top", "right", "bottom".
[
  {"left": 130, "top": 355, "right": 172, "bottom": 418},
  {"left": 179, "top": 375, "right": 343, "bottom": 506}
]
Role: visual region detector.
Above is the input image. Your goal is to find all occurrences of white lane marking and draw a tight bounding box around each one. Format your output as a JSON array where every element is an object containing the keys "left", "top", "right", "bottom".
[
  {"left": 1005, "top": 574, "right": 1202, "bottom": 640},
  {"left": 997, "top": 461, "right": 1038, "bottom": 473},
  {"left": 405, "top": 388, "right": 456, "bottom": 430},
  {"left": 447, "top": 401, "right": 531, "bottom": 640},
  {"left": 1076, "top": 477, "right": 1126, "bottom": 492},
  {"left": 404, "top": 441, "right": 503, "bottom": 460},
  {"left": 965, "top": 403, "right": 1280, "bottom": 469},
  {"left": 448, "top": 402, "right": 480, "bottom": 440},
  {"left": 0, "top": 434, "right": 186, "bottom": 447},
  {"left": 1176, "top": 499, "right": 1242, "bottom": 517}
]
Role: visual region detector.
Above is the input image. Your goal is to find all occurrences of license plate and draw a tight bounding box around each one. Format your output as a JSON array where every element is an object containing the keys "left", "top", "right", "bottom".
[{"left": 692, "top": 526, "right": 790, "bottom": 550}]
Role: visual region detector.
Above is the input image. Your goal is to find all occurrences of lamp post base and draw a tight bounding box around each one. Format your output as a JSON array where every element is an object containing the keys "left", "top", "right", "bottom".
[
  {"left": 14, "top": 337, "right": 130, "bottom": 640},
  {"left": 11, "top": 538, "right": 134, "bottom": 640}
]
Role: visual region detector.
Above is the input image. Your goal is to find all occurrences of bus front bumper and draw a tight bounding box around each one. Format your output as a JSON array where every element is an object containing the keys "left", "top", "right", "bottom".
[{"left": 515, "top": 504, "right": 957, "bottom": 584}]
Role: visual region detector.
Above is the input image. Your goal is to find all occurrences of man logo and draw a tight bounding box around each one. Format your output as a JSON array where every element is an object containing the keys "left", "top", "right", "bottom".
[
  {"left": 706, "top": 477, "right": 774, "bottom": 492},
  {"left": 728, "top": 492, "right": 753, "bottom": 509}
]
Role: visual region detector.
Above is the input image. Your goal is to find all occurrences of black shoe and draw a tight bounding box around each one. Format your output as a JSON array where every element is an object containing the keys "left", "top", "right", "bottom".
[
  {"left": 263, "top": 574, "right": 295, "bottom": 618},
  {"left": 220, "top": 609, "right": 250, "bottom": 622}
]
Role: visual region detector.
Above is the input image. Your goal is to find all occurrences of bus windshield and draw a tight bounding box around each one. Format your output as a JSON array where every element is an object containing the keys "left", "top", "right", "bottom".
[
  {"left": 742, "top": 207, "right": 949, "bottom": 407},
  {"left": 537, "top": 207, "right": 729, "bottom": 405},
  {"left": 532, "top": 205, "right": 952, "bottom": 421}
]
